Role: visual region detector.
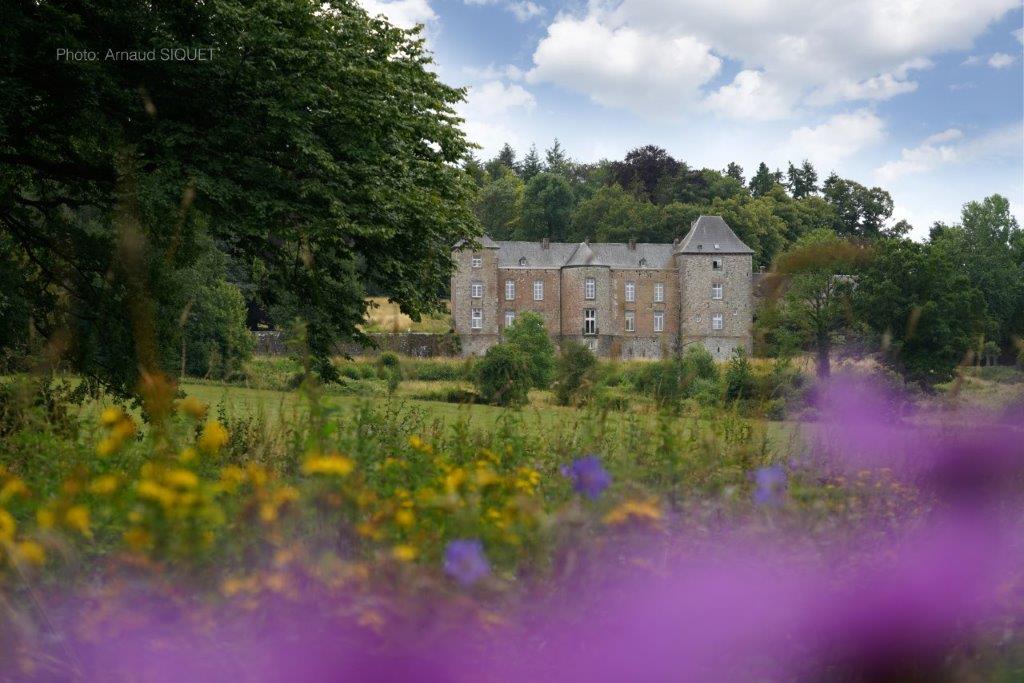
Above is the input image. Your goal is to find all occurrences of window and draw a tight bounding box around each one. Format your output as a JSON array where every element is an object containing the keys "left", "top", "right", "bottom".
[
  {"left": 533, "top": 280, "right": 544, "bottom": 301},
  {"left": 639, "top": 258, "right": 647, "bottom": 267},
  {"left": 505, "top": 280, "right": 515, "bottom": 301},
  {"left": 654, "top": 282, "right": 664, "bottom": 303},
  {"left": 712, "top": 258, "right": 723, "bottom": 271},
  {"left": 654, "top": 311, "right": 664, "bottom": 333},
  {"left": 471, "top": 308, "right": 483, "bottom": 329},
  {"left": 712, "top": 314, "right": 724, "bottom": 330},
  {"left": 624, "top": 311, "right": 635, "bottom": 332},
  {"left": 471, "top": 254, "right": 482, "bottom": 268},
  {"left": 624, "top": 281, "right": 635, "bottom": 302},
  {"left": 712, "top": 283, "right": 723, "bottom": 300},
  {"left": 518, "top": 257, "right": 527, "bottom": 266},
  {"left": 470, "top": 281, "right": 483, "bottom": 299},
  {"left": 584, "top": 277, "right": 596, "bottom": 300},
  {"left": 504, "top": 310, "right": 515, "bottom": 327},
  {"left": 583, "top": 308, "right": 597, "bottom": 335}
]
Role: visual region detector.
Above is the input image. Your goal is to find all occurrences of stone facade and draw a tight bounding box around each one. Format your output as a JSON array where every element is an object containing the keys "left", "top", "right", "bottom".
[{"left": 452, "top": 216, "right": 754, "bottom": 361}]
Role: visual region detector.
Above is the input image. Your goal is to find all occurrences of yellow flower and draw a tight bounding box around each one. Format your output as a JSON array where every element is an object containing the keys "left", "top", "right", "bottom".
[
  {"left": 443, "top": 468, "right": 467, "bottom": 494},
  {"left": 0, "top": 509, "right": 15, "bottom": 542},
  {"left": 88, "top": 474, "right": 120, "bottom": 496},
  {"left": 64, "top": 505, "right": 92, "bottom": 538},
  {"left": 111, "top": 418, "right": 136, "bottom": 441},
  {"left": 218, "top": 465, "right": 246, "bottom": 492},
  {"left": 165, "top": 469, "right": 199, "bottom": 490},
  {"left": 198, "top": 421, "right": 229, "bottom": 453},
  {"left": 394, "top": 509, "right": 415, "bottom": 527},
  {"left": 99, "top": 406, "right": 124, "bottom": 427},
  {"left": 138, "top": 480, "right": 176, "bottom": 508},
  {"left": 302, "top": 453, "right": 355, "bottom": 477},
  {"left": 36, "top": 508, "right": 55, "bottom": 529},
  {"left": 603, "top": 499, "right": 663, "bottom": 527},
  {"left": 124, "top": 527, "right": 152, "bottom": 551},
  {"left": 0, "top": 478, "right": 28, "bottom": 503},
  {"left": 408, "top": 435, "right": 432, "bottom": 453},
  {"left": 95, "top": 437, "right": 119, "bottom": 457},
  {"left": 259, "top": 502, "right": 279, "bottom": 523},
  {"left": 14, "top": 540, "right": 46, "bottom": 567},
  {"left": 391, "top": 544, "right": 418, "bottom": 562},
  {"left": 177, "top": 395, "right": 208, "bottom": 420},
  {"left": 179, "top": 447, "right": 198, "bottom": 463}
]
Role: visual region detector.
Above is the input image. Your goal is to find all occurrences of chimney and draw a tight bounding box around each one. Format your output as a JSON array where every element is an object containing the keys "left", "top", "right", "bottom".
[
  {"left": 628, "top": 239, "right": 636, "bottom": 251},
  {"left": 541, "top": 237, "right": 550, "bottom": 250}
]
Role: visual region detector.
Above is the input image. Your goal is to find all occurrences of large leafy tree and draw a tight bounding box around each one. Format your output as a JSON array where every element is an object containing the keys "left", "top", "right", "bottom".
[
  {"left": 474, "top": 173, "right": 523, "bottom": 239},
  {"left": 0, "top": 0, "right": 478, "bottom": 393},
  {"left": 517, "top": 172, "right": 575, "bottom": 241},
  {"left": 571, "top": 185, "right": 661, "bottom": 243},
  {"left": 749, "top": 162, "right": 784, "bottom": 198},
  {"left": 611, "top": 145, "right": 680, "bottom": 200},
  {"left": 821, "top": 174, "right": 893, "bottom": 237}
]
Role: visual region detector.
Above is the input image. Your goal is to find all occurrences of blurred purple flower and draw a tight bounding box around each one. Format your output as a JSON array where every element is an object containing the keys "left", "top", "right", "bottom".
[
  {"left": 753, "top": 465, "right": 787, "bottom": 506},
  {"left": 562, "top": 455, "right": 611, "bottom": 499},
  {"left": 443, "top": 539, "right": 490, "bottom": 586}
]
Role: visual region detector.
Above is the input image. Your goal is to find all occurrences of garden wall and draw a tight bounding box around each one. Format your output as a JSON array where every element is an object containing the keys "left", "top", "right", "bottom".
[{"left": 253, "top": 331, "right": 461, "bottom": 357}]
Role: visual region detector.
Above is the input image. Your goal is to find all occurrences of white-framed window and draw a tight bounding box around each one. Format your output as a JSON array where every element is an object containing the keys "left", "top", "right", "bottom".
[
  {"left": 624, "top": 311, "right": 635, "bottom": 332},
  {"left": 654, "top": 282, "right": 664, "bottom": 303},
  {"left": 712, "top": 314, "right": 724, "bottom": 330},
  {"left": 712, "top": 283, "right": 723, "bottom": 300},
  {"left": 533, "top": 280, "right": 544, "bottom": 301},
  {"left": 470, "top": 281, "right": 483, "bottom": 299},
  {"left": 504, "top": 310, "right": 515, "bottom": 327},
  {"left": 653, "top": 311, "right": 664, "bottom": 333},
  {"left": 625, "top": 281, "right": 635, "bottom": 302},
  {"left": 583, "top": 308, "right": 597, "bottom": 335},
  {"left": 471, "top": 308, "right": 483, "bottom": 329},
  {"left": 505, "top": 280, "right": 515, "bottom": 301},
  {"left": 712, "top": 258, "right": 723, "bottom": 271},
  {"left": 584, "top": 277, "right": 596, "bottom": 300},
  {"left": 471, "top": 254, "right": 482, "bottom": 268}
]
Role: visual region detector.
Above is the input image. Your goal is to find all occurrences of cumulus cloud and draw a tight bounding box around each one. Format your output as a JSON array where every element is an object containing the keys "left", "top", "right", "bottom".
[
  {"left": 704, "top": 70, "right": 793, "bottom": 121},
  {"left": 456, "top": 81, "right": 537, "bottom": 156},
  {"left": 806, "top": 59, "right": 932, "bottom": 106},
  {"left": 463, "top": 64, "right": 526, "bottom": 82},
  {"left": 464, "top": 0, "right": 544, "bottom": 22},
  {"left": 875, "top": 125, "right": 1022, "bottom": 182},
  {"left": 359, "top": 0, "right": 436, "bottom": 29},
  {"left": 988, "top": 52, "right": 1015, "bottom": 68},
  {"left": 785, "top": 110, "right": 886, "bottom": 168},
  {"left": 528, "top": 15, "right": 721, "bottom": 116}
]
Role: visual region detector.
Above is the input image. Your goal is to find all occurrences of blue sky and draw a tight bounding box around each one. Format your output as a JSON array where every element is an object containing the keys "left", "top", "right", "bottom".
[{"left": 361, "top": 0, "right": 1023, "bottom": 239}]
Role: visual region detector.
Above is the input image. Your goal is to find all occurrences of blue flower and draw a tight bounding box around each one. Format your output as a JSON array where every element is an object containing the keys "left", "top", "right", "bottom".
[
  {"left": 753, "top": 465, "right": 787, "bottom": 506},
  {"left": 562, "top": 455, "right": 611, "bottom": 499},
  {"left": 443, "top": 539, "right": 490, "bottom": 586}
]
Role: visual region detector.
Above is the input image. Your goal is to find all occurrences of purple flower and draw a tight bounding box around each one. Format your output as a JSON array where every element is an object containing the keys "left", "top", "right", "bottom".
[
  {"left": 443, "top": 539, "right": 490, "bottom": 586},
  {"left": 753, "top": 465, "right": 787, "bottom": 506},
  {"left": 562, "top": 455, "right": 611, "bottom": 499}
]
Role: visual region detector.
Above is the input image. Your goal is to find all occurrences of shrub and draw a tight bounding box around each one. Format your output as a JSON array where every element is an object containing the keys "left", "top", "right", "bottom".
[
  {"left": 475, "top": 344, "right": 531, "bottom": 406},
  {"left": 724, "top": 348, "right": 755, "bottom": 401},
  {"left": 180, "top": 278, "right": 254, "bottom": 380},
  {"left": 377, "top": 352, "right": 402, "bottom": 395},
  {"left": 554, "top": 342, "right": 597, "bottom": 406},
  {"left": 628, "top": 346, "right": 719, "bottom": 406},
  {"left": 504, "top": 312, "right": 556, "bottom": 389}
]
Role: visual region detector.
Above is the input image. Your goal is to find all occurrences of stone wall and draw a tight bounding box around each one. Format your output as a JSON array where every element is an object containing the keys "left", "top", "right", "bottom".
[
  {"left": 678, "top": 252, "right": 753, "bottom": 361},
  {"left": 253, "top": 331, "right": 461, "bottom": 357}
]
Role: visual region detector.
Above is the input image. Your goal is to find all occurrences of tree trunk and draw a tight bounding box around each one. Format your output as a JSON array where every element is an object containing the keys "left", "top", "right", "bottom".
[{"left": 816, "top": 334, "right": 831, "bottom": 379}]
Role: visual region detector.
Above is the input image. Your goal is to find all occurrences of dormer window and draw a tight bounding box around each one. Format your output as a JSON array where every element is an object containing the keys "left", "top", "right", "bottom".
[
  {"left": 518, "top": 257, "right": 527, "bottom": 266},
  {"left": 471, "top": 254, "right": 482, "bottom": 268},
  {"left": 714, "top": 243, "right": 720, "bottom": 250},
  {"left": 638, "top": 258, "right": 647, "bottom": 267},
  {"left": 712, "top": 258, "right": 723, "bottom": 271}
]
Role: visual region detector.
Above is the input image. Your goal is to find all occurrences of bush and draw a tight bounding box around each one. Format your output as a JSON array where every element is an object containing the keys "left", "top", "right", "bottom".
[
  {"left": 554, "top": 342, "right": 598, "bottom": 406},
  {"left": 180, "top": 278, "right": 254, "bottom": 380},
  {"left": 377, "top": 352, "right": 402, "bottom": 394},
  {"left": 504, "top": 312, "right": 556, "bottom": 389},
  {"left": 475, "top": 344, "right": 532, "bottom": 406},
  {"left": 627, "top": 345, "right": 719, "bottom": 406},
  {"left": 724, "top": 348, "right": 755, "bottom": 401}
]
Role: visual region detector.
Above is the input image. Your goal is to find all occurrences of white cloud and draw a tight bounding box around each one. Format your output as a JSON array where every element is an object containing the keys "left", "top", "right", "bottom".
[
  {"left": 359, "top": 0, "right": 436, "bottom": 29},
  {"left": 525, "top": 0, "right": 1017, "bottom": 119},
  {"left": 464, "top": 80, "right": 536, "bottom": 117},
  {"left": 705, "top": 70, "right": 793, "bottom": 120},
  {"left": 785, "top": 110, "right": 886, "bottom": 168},
  {"left": 463, "top": 0, "right": 544, "bottom": 22},
  {"left": 463, "top": 64, "right": 525, "bottom": 82},
  {"left": 962, "top": 55, "right": 982, "bottom": 65},
  {"left": 875, "top": 124, "right": 1022, "bottom": 182},
  {"left": 456, "top": 81, "right": 537, "bottom": 156},
  {"left": 1013, "top": 28, "right": 1024, "bottom": 44},
  {"left": 528, "top": 15, "right": 721, "bottom": 116},
  {"left": 988, "top": 52, "right": 1015, "bottom": 68}
]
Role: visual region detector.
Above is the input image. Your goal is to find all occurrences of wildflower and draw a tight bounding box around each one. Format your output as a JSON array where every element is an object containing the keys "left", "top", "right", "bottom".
[
  {"left": 514, "top": 467, "right": 541, "bottom": 494},
  {"left": 14, "top": 540, "right": 46, "bottom": 567},
  {"left": 392, "top": 544, "right": 418, "bottom": 562},
  {"left": 0, "top": 478, "right": 28, "bottom": 503},
  {"left": 36, "top": 508, "right": 55, "bottom": 529},
  {"left": 563, "top": 455, "right": 611, "bottom": 499},
  {"left": 177, "top": 395, "right": 208, "bottom": 420},
  {"left": 179, "top": 447, "right": 198, "bottom": 463},
  {"left": 443, "top": 539, "right": 490, "bottom": 587},
  {"left": 753, "top": 465, "right": 788, "bottom": 506},
  {"left": 603, "top": 499, "right": 663, "bottom": 527},
  {"left": 64, "top": 505, "right": 92, "bottom": 538},
  {"left": 408, "top": 435, "right": 432, "bottom": 454},
  {"left": 138, "top": 480, "right": 176, "bottom": 508},
  {"left": 88, "top": 474, "right": 120, "bottom": 496},
  {"left": 302, "top": 453, "right": 355, "bottom": 477},
  {"left": 198, "top": 420, "right": 230, "bottom": 453},
  {"left": 95, "top": 437, "right": 119, "bottom": 457},
  {"left": 123, "top": 528, "right": 152, "bottom": 551},
  {"left": 0, "top": 509, "right": 15, "bottom": 543},
  {"left": 111, "top": 418, "right": 136, "bottom": 441},
  {"left": 394, "top": 509, "right": 415, "bottom": 527},
  {"left": 99, "top": 406, "right": 124, "bottom": 426},
  {"left": 443, "top": 467, "right": 467, "bottom": 494},
  {"left": 165, "top": 469, "right": 199, "bottom": 490}
]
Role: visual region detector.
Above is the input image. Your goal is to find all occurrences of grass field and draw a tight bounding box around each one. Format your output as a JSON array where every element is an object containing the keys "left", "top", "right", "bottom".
[{"left": 359, "top": 296, "right": 451, "bottom": 333}]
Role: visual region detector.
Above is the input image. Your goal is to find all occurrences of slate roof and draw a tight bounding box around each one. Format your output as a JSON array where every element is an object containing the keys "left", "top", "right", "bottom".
[{"left": 675, "top": 215, "right": 753, "bottom": 255}]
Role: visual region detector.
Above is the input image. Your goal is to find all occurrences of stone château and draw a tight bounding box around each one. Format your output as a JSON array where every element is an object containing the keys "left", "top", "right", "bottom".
[{"left": 451, "top": 215, "right": 754, "bottom": 361}]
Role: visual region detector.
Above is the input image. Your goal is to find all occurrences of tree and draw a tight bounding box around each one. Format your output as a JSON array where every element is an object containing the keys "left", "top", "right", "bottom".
[
  {"left": 0, "top": 0, "right": 478, "bottom": 395},
  {"left": 571, "top": 185, "right": 661, "bottom": 242},
  {"left": 475, "top": 344, "right": 531, "bottom": 406},
  {"left": 770, "top": 229, "right": 865, "bottom": 378},
  {"left": 821, "top": 174, "right": 893, "bottom": 237},
  {"left": 749, "top": 163, "right": 784, "bottom": 197},
  {"left": 554, "top": 341, "right": 597, "bottom": 406},
  {"left": 545, "top": 139, "right": 571, "bottom": 175},
  {"left": 517, "top": 172, "right": 575, "bottom": 241},
  {"left": 504, "top": 311, "right": 555, "bottom": 388},
  {"left": 520, "top": 145, "right": 544, "bottom": 182},
  {"left": 494, "top": 143, "right": 519, "bottom": 174},
  {"left": 474, "top": 174, "right": 524, "bottom": 239},
  {"left": 725, "top": 162, "right": 745, "bottom": 185},
  {"left": 611, "top": 145, "right": 680, "bottom": 200},
  {"left": 786, "top": 160, "right": 818, "bottom": 198}
]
